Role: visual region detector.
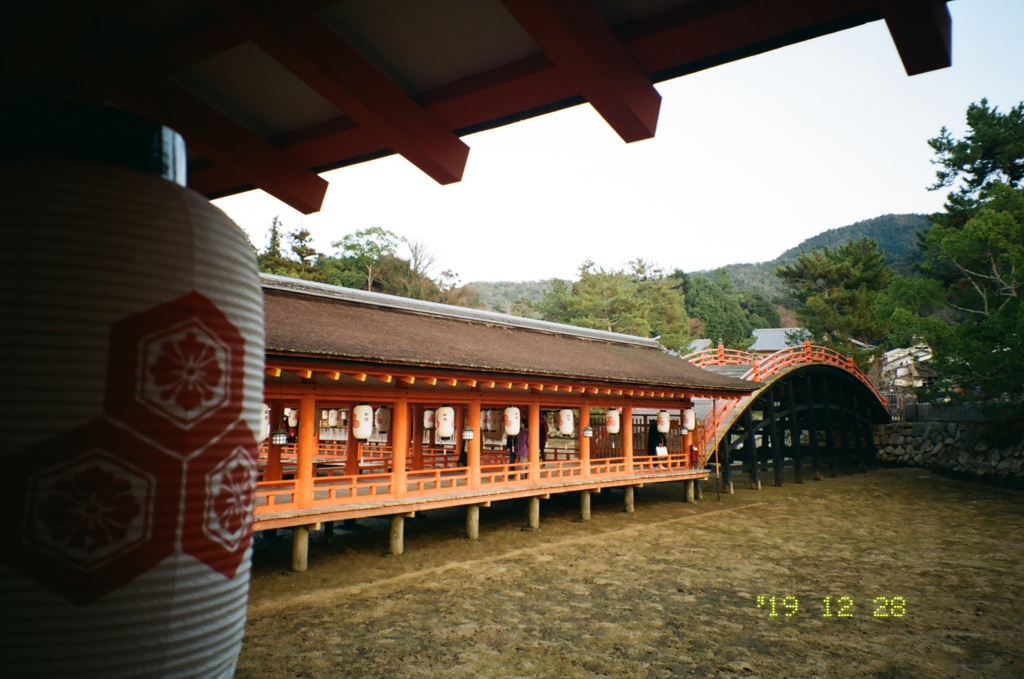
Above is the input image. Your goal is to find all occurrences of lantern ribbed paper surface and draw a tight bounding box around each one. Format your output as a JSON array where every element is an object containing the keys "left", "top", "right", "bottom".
[{"left": 1, "top": 118, "right": 263, "bottom": 676}]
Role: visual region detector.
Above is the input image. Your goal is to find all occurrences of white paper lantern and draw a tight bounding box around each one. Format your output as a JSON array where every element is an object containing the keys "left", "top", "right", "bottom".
[
  {"left": 352, "top": 404, "right": 373, "bottom": 440},
  {"left": 557, "top": 409, "right": 574, "bottom": 436},
  {"left": 682, "top": 407, "right": 696, "bottom": 432},
  {"left": 374, "top": 405, "right": 390, "bottom": 433},
  {"left": 657, "top": 410, "right": 671, "bottom": 433},
  {"left": 423, "top": 409, "right": 435, "bottom": 430},
  {"left": 259, "top": 403, "right": 272, "bottom": 442},
  {"left": 504, "top": 406, "right": 521, "bottom": 436},
  {"left": 482, "top": 409, "right": 495, "bottom": 432},
  {"left": 1, "top": 104, "right": 262, "bottom": 677},
  {"left": 328, "top": 409, "right": 339, "bottom": 427},
  {"left": 436, "top": 405, "right": 455, "bottom": 438},
  {"left": 605, "top": 409, "right": 620, "bottom": 434},
  {"left": 287, "top": 409, "right": 299, "bottom": 427}
]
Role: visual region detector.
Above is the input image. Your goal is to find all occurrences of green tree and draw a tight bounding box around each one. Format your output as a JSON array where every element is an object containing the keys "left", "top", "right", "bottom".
[
  {"left": 776, "top": 238, "right": 893, "bottom": 361},
  {"left": 535, "top": 259, "right": 691, "bottom": 352},
  {"left": 683, "top": 271, "right": 752, "bottom": 347},
  {"left": 331, "top": 226, "right": 402, "bottom": 291},
  {"left": 928, "top": 99, "right": 1024, "bottom": 224}
]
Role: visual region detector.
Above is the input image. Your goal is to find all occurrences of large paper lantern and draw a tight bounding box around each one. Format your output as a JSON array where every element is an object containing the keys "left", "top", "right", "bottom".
[
  {"left": 423, "top": 409, "right": 435, "bottom": 430},
  {"left": 682, "top": 407, "right": 696, "bottom": 432},
  {"left": 259, "top": 403, "right": 272, "bottom": 442},
  {"left": 605, "top": 409, "right": 621, "bottom": 434},
  {"left": 374, "top": 405, "right": 390, "bottom": 434},
  {"left": 657, "top": 410, "right": 671, "bottom": 433},
  {"left": 504, "top": 406, "right": 521, "bottom": 436},
  {"left": 351, "top": 404, "right": 373, "bottom": 440},
  {"left": 0, "top": 103, "right": 263, "bottom": 677},
  {"left": 557, "top": 409, "right": 574, "bottom": 436},
  {"left": 436, "top": 405, "right": 455, "bottom": 438}
]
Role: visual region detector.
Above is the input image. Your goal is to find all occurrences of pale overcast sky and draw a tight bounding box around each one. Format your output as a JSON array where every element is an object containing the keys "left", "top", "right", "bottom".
[{"left": 214, "top": 0, "right": 1023, "bottom": 284}]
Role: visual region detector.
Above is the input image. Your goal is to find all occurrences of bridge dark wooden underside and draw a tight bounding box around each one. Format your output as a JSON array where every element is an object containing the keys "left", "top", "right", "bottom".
[{"left": 712, "top": 366, "right": 891, "bottom": 491}]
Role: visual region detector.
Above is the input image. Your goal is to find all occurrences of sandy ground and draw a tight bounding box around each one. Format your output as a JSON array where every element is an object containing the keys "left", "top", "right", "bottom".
[{"left": 237, "top": 468, "right": 1024, "bottom": 678}]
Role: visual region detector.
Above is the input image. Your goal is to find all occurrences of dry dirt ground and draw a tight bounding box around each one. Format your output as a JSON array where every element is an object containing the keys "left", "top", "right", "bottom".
[{"left": 237, "top": 468, "right": 1024, "bottom": 678}]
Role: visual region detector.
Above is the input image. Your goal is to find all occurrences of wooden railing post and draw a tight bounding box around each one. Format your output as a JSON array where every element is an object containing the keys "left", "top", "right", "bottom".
[
  {"left": 580, "top": 405, "right": 591, "bottom": 479},
  {"left": 803, "top": 339, "right": 812, "bottom": 361},
  {"left": 296, "top": 393, "right": 316, "bottom": 509},
  {"left": 412, "top": 404, "right": 425, "bottom": 471},
  {"left": 528, "top": 403, "right": 540, "bottom": 482},
  {"left": 345, "top": 402, "right": 359, "bottom": 475},
  {"left": 622, "top": 405, "right": 634, "bottom": 471},
  {"left": 468, "top": 399, "right": 481, "bottom": 490},
  {"left": 392, "top": 397, "right": 409, "bottom": 498}
]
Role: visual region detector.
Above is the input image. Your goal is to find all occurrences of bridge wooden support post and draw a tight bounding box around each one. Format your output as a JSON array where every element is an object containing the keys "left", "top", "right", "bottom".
[
  {"left": 389, "top": 514, "right": 407, "bottom": 555},
  {"left": 720, "top": 439, "right": 734, "bottom": 494},
  {"left": 837, "top": 384, "right": 854, "bottom": 475},
  {"left": 860, "top": 397, "right": 878, "bottom": 470},
  {"left": 694, "top": 478, "right": 703, "bottom": 500},
  {"left": 805, "top": 374, "right": 823, "bottom": 481},
  {"left": 579, "top": 490, "right": 591, "bottom": 521},
  {"left": 766, "top": 387, "right": 784, "bottom": 487},
  {"left": 291, "top": 525, "right": 310, "bottom": 572},
  {"left": 526, "top": 496, "right": 541, "bottom": 530},
  {"left": 466, "top": 504, "right": 480, "bottom": 540},
  {"left": 786, "top": 380, "right": 804, "bottom": 483},
  {"left": 624, "top": 486, "right": 635, "bottom": 513},
  {"left": 323, "top": 520, "right": 334, "bottom": 544},
  {"left": 744, "top": 408, "right": 761, "bottom": 490},
  {"left": 684, "top": 479, "right": 695, "bottom": 503},
  {"left": 820, "top": 375, "right": 839, "bottom": 478}
]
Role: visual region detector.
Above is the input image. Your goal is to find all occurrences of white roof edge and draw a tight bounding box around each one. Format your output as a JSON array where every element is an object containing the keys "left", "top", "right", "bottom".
[{"left": 260, "top": 274, "right": 663, "bottom": 349}]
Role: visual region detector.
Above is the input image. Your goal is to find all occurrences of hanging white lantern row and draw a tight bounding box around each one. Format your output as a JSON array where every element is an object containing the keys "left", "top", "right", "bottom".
[
  {"left": 374, "top": 405, "right": 390, "bottom": 433},
  {"left": 351, "top": 403, "right": 373, "bottom": 440},
  {"left": 682, "top": 407, "right": 696, "bottom": 432},
  {"left": 656, "top": 410, "right": 671, "bottom": 433},
  {"left": 423, "top": 409, "right": 435, "bottom": 430},
  {"left": 436, "top": 405, "right": 455, "bottom": 438},
  {"left": 605, "top": 409, "right": 620, "bottom": 434},
  {"left": 504, "top": 406, "right": 521, "bottom": 436},
  {"left": 557, "top": 408, "right": 574, "bottom": 436}
]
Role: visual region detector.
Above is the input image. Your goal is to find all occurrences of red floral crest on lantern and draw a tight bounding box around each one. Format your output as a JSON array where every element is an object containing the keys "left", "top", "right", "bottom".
[{"left": 106, "top": 291, "right": 246, "bottom": 458}]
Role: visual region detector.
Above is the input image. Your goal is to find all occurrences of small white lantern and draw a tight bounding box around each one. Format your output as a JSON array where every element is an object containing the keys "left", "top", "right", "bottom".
[
  {"left": 656, "top": 410, "right": 671, "bottom": 433},
  {"left": 374, "top": 405, "right": 390, "bottom": 433},
  {"left": 682, "top": 407, "right": 696, "bottom": 432},
  {"left": 462, "top": 426, "right": 475, "bottom": 441},
  {"left": 503, "top": 406, "right": 521, "bottom": 436},
  {"left": 259, "top": 403, "right": 271, "bottom": 443},
  {"left": 483, "top": 409, "right": 496, "bottom": 432},
  {"left": 436, "top": 405, "right": 455, "bottom": 438},
  {"left": 287, "top": 409, "right": 298, "bottom": 428},
  {"left": 351, "top": 403, "right": 373, "bottom": 440},
  {"left": 605, "top": 409, "right": 620, "bottom": 434},
  {"left": 583, "top": 425, "right": 594, "bottom": 438},
  {"left": 328, "top": 409, "right": 339, "bottom": 427},
  {"left": 423, "top": 409, "right": 435, "bottom": 430},
  {"left": 557, "top": 408, "right": 574, "bottom": 436}
]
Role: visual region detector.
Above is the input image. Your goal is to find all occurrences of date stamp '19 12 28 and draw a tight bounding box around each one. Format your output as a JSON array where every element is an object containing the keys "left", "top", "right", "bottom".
[{"left": 756, "top": 595, "right": 907, "bottom": 618}]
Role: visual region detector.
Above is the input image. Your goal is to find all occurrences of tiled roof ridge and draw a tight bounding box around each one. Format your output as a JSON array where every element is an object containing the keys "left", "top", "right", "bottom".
[{"left": 261, "top": 273, "right": 665, "bottom": 350}]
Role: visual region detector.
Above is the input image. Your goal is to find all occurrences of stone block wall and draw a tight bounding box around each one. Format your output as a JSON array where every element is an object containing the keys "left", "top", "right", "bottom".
[{"left": 873, "top": 421, "right": 1024, "bottom": 488}]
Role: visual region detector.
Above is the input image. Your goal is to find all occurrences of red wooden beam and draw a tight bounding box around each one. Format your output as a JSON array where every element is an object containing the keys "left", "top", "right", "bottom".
[
  {"left": 500, "top": 0, "right": 661, "bottom": 142},
  {"left": 208, "top": 0, "right": 470, "bottom": 186},
  {"left": 881, "top": 0, "right": 952, "bottom": 76}
]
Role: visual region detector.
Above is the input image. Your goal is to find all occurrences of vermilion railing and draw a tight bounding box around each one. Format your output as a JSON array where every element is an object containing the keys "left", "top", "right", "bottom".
[{"left": 683, "top": 341, "right": 886, "bottom": 468}]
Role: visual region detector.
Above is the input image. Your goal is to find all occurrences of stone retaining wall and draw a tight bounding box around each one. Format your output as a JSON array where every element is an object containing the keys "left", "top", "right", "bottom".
[{"left": 873, "top": 421, "right": 1024, "bottom": 488}]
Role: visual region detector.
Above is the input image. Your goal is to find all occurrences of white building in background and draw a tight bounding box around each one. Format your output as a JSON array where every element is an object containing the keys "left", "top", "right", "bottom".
[{"left": 880, "top": 344, "right": 934, "bottom": 389}]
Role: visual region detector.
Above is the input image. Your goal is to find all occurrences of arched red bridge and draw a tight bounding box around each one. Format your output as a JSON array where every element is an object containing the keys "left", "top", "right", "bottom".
[{"left": 683, "top": 341, "right": 890, "bottom": 492}]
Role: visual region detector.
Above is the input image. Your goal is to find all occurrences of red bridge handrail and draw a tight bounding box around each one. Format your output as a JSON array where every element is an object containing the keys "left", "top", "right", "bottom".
[{"left": 687, "top": 340, "right": 886, "bottom": 469}]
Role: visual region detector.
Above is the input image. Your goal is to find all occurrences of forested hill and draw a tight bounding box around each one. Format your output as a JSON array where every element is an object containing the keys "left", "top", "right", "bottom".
[{"left": 705, "top": 213, "right": 932, "bottom": 301}]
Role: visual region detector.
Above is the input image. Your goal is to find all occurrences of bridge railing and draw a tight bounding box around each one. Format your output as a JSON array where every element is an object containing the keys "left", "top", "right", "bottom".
[{"left": 686, "top": 341, "right": 886, "bottom": 468}]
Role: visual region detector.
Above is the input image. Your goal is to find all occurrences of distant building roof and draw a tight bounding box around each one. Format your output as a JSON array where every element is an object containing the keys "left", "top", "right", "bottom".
[
  {"left": 749, "top": 328, "right": 809, "bottom": 353},
  {"left": 688, "top": 339, "right": 713, "bottom": 352}
]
